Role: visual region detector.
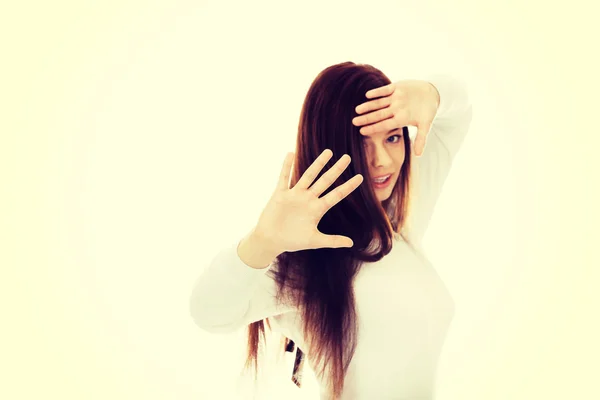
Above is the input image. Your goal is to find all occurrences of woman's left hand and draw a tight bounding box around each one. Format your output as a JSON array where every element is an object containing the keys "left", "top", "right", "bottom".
[{"left": 352, "top": 80, "right": 440, "bottom": 156}]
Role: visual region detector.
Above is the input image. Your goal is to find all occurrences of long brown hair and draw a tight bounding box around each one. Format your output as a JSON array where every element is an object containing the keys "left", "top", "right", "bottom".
[{"left": 244, "top": 62, "right": 415, "bottom": 399}]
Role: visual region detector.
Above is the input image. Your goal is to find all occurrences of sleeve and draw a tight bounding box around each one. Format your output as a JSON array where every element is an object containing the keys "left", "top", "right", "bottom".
[
  {"left": 189, "top": 239, "right": 296, "bottom": 334},
  {"left": 404, "top": 74, "right": 473, "bottom": 246}
]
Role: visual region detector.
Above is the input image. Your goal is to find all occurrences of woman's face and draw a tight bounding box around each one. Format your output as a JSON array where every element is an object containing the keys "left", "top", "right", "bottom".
[{"left": 362, "top": 127, "right": 406, "bottom": 202}]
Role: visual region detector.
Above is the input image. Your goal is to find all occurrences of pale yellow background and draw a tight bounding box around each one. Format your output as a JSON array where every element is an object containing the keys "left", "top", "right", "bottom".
[{"left": 2, "top": 0, "right": 598, "bottom": 399}]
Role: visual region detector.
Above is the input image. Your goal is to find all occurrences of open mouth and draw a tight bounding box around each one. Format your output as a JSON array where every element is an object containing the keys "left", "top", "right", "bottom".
[{"left": 372, "top": 174, "right": 392, "bottom": 188}]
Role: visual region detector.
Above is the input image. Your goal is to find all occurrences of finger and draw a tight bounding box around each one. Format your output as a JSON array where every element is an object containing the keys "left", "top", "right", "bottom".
[
  {"left": 294, "top": 149, "right": 333, "bottom": 190},
  {"left": 359, "top": 118, "right": 397, "bottom": 135},
  {"left": 313, "top": 232, "right": 354, "bottom": 249},
  {"left": 277, "top": 152, "right": 295, "bottom": 190},
  {"left": 414, "top": 135, "right": 427, "bottom": 156},
  {"left": 415, "top": 123, "right": 432, "bottom": 156},
  {"left": 413, "top": 135, "right": 422, "bottom": 157},
  {"left": 319, "top": 174, "right": 364, "bottom": 214},
  {"left": 354, "top": 96, "right": 392, "bottom": 116},
  {"left": 308, "top": 154, "right": 351, "bottom": 197},
  {"left": 416, "top": 137, "right": 427, "bottom": 156},
  {"left": 365, "top": 83, "right": 394, "bottom": 99},
  {"left": 352, "top": 106, "right": 394, "bottom": 127},
  {"left": 416, "top": 122, "right": 432, "bottom": 139}
]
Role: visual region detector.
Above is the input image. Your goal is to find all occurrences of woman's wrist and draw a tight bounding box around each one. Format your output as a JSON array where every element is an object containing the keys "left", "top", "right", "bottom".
[{"left": 237, "top": 228, "right": 282, "bottom": 269}]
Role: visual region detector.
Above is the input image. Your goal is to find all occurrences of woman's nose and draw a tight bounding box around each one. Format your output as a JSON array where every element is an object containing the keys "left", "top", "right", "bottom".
[{"left": 372, "top": 148, "right": 392, "bottom": 167}]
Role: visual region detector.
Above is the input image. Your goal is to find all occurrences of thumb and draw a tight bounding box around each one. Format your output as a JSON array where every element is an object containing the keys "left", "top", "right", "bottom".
[
  {"left": 414, "top": 122, "right": 432, "bottom": 156},
  {"left": 315, "top": 233, "right": 354, "bottom": 249}
]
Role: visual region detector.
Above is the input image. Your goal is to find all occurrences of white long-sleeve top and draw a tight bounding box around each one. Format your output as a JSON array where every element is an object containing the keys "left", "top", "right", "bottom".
[{"left": 190, "top": 74, "right": 473, "bottom": 400}]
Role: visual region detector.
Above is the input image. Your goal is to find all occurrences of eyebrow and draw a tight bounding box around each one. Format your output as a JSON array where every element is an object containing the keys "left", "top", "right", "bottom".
[{"left": 363, "top": 128, "right": 402, "bottom": 140}]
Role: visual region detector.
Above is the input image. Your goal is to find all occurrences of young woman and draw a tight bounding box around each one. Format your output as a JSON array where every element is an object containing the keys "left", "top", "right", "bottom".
[{"left": 190, "top": 62, "right": 473, "bottom": 399}]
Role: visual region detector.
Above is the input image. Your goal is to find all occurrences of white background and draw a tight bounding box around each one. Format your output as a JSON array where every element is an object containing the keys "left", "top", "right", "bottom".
[{"left": 2, "top": 0, "right": 598, "bottom": 399}]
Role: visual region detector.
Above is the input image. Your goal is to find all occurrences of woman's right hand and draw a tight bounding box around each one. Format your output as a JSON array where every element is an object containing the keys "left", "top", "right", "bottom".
[{"left": 253, "top": 149, "right": 364, "bottom": 254}]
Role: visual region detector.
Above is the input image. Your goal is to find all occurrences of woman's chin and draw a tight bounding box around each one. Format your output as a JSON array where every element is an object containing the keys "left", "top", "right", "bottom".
[
  {"left": 375, "top": 189, "right": 393, "bottom": 202},
  {"left": 374, "top": 179, "right": 396, "bottom": 202}
]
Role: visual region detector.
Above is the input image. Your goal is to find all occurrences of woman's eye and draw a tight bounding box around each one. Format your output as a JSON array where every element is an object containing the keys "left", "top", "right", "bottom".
[{"left": 387, "top": 134, "right": 403, "bottom": 143}]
